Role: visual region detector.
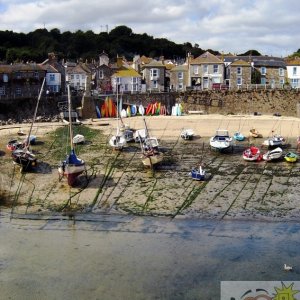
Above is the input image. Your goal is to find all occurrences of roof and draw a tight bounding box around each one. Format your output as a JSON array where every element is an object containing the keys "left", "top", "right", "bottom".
[
  {"left": 143, "top": 59, "right": 166, "bottom": 68},
  {"left": 66, "top": 64, "right": 91, "bottom": 74},
  {"left": 39, "top": 64, "right": 59, "bottom": 73},
  {"left": 230, "top": 59, "right": 251, "bottom": 67},
  {"left": 191, "top": 51, "right": 223, "bottom": 65},
  {"left": 170, "top": 64, "right": 188, "bottom": 72},
  {"left": 112, "top": 67, "right": 142, "bottom": 78},
  {"left": 223, "top": 55, "right": 286, "bottom": 68}
]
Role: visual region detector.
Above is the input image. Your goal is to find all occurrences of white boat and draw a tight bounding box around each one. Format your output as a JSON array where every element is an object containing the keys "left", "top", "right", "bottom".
[
  {"left": 262, "top": 134, "right": 285, "bottom": 147},
  {"left": 58, "top": 84, "right": 86, "bottom": 186},
  {"left": 181, "top": 129, "right": 194, "bottom": 140},
  {"left": 109, "top": 87, "right": 127, "bottom": 150},
  {"left": 210, "top": 129, "right": 233, "bottom": 151},
  {"left": 262, "top": 147, "right": 283, "bottom": 161},
  {"left": 73, "top": 134, "right": 85, "bottom": 144}
]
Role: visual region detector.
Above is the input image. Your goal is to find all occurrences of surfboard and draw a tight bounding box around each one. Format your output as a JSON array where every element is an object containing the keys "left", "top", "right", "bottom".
[
  {"left": 146, "top": 104, "right": 152, "bottom": 115},
  {"left": 101, "top": 104, "right": 106, "bottom": 117},
  {"left": 104, "top": 97, "right": 109, "bottom": 117},
  {"left": 131, "top": 105, "right": 137, "bottom": 116},
  {"left": 126, "top": 106, "right": 131, "bottom": 117},
  {"left": 108, "top": 97, "right": 113, "bottom": 117},
  {"left": 139, "top": 105, "right": 145, "bottom": 116},
  {"left": 95, "top": 105, "right": 101, "bottom": 118}
]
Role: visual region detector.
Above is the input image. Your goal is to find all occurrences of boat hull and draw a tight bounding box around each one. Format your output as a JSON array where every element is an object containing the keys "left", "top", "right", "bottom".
[
  {"left": 190, "top": 169, "right": 205, "bottom": 181},
  {"left": 58, "top": 163, "right": 86, "bottom": 186},
  {"left": 12, "top": 149, "right": 37, "bottom": 171},
  {"left": 142, "top": 153, "right": 163, "bottom": 167},
  {"left": 243, "top": 147, "right": 262, "bottom": 161},
  {"left": 109, "top": 135, "right": 127, "bottom": 150},
  {"left": 262, "top": 147, "right": 283, "bottom": 161}
]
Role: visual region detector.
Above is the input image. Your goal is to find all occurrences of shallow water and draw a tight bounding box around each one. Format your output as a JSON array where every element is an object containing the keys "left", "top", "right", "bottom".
[{"left": 1, "top": 213, "right": 300, "bottom": 299}]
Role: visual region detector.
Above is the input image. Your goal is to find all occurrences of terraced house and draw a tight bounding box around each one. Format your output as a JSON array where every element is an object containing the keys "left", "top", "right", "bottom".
[{"left": 188, "top": 51, "right": 225, "bottom": 90}]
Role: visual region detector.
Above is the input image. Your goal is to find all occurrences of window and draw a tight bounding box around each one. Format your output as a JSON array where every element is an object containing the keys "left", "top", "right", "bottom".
[
  {"left": 76, "top": 75, "right": 79, "bottom": 79},
  {"left": 178, "top": 83, "right": 183, "bottom": 90},
  {"left": 237, "top": 77, "right": 242, "bottom": 85},
  {"left": 124, "top": 84, "right": 128, "bottom": 91},
  {"left": 193, "top": 66, "right": 198, "bottom": 75},
  {"left": 132, "top": 77, "right": 137, "bottom": 83},
  {"left": 71, "top": 75, "right": 74, "bottom": 80},
  {"left": 133, "top": 84, "right": 138, "bottom": 91},
  {"left": 34, "top": 71, "right": 39, "bottom": 78},
  {"left": 3, "top": 74, "right": 8, "bottom": 82},
  {"left": 279, "top": 68, "right": 284, "bottom": 76},
  {"left": 213, "top": 65, "right": 218, "bottom": 73},
  {"left": 293, "top": 67, "right": 297, "bottom": 76},
  {"left": 237, "top": 67, "right": 242, "bottom": 75},
  {"left": 280, "top": 78, "right": 284, "bottom": 84},
  {"left": 292, "top": 78, "right": 299, "bottom": 87},
  {"left": 116, "top": 77, "right": 121, "bottom": 84},
  {"left": 178, "top": 72, "right": 183, "bottom": 80},
  {"left": 150, "top": 69, "right": 158, "bottom": 78},
  {"left": 0, "top": 86, "right": 5, "bottom": 95},
  {"left": 16, "top": 87, "right": 21, "bottom": 95},
  {"left": 82, "top": 75, "right": 85, "bottom": 80},
  {"left": 203, "top": 65, "right": 208, "bottom": 73},
  {"left": 99, "top": 70, "right": 104, "bottom": 79},
  {"left": 261, "top": 77, "right": 266, "bottom": 84},
  {"left": 261, "top": 67, "right": 266, "bottom": 75},
  {"left": 49, "top": 74, "right": 55, "bottom": 81},
  {"left": 16, "top": 72, "right": 21, "bottom": 79},
  {"left": 153, "top": 80, "right": 157, "bottom": 88}
]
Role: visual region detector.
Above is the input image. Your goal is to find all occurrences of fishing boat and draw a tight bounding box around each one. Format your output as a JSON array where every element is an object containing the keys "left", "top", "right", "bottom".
[
  {"left": 262, "top": 147, "right": 283, "bottom": 161},
  {"left": 249, "top": 128, "right": 262, "bottom": 138},
  {"left": 181, "top": 128, "right": 194, "bottom": 140},
  {"left": 58, "top": 84, "right": 86, "bottom": 186},
  {"left": 139, "top": 118, "right": 163, "bottom": 167},
  {"left": 11, "top": 78, "right": 45, "bottom": 172},
  {"left": 109, "top": 87, "right": 127, "bottom": 150},
  {"left": 210, "top": 129, "right": 233, "bottom": 151},
  {"left": 284, "top": 152, "right": 298, "bottom": 163},
  {"left": 262, "top": 133, "right": 286, "bottom": 147},
  {"left": 243, "top": 146, "right": 262, "bottom": 161},
  {"left": 190, "top": 165, "right": 206, "bottom": 181},
  {"left": 233, "top": 131, "right": 245, "bottom": 141}
]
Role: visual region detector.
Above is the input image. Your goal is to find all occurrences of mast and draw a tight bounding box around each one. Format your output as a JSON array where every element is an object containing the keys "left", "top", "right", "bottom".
[
  {"left": 25, "top": 77, "right": 46, "bottom": 151},
  {"left": 67, "top": 84, "right": 74, "bottom": 150}
]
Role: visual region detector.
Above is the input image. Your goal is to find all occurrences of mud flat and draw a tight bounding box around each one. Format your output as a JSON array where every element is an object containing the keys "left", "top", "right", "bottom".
[{"left": 0, "top": 114, "right": 300, "bottom": 221}]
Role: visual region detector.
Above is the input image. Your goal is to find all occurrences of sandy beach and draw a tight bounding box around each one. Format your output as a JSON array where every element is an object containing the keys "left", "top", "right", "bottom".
[{"left": 0, "top": 113, "right": 300, "bottom": 221}]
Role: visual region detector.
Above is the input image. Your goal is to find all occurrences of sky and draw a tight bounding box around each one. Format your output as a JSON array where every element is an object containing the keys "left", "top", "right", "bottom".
[{"left": 0, "top": 0, "right": 299, "bottom": 57}]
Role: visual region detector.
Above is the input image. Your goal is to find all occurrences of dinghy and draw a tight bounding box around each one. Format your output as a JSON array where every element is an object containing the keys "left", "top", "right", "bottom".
[
  {"left": 249, "top": 128, "right": 262, "bottom": 138},
  {"left": 190, "top": 166, "right": 206, "bottom": 181},
  {"left": 284, "top": 152, "right": 298, "bottom": 163},
  {"left": 73, "top": 134, "right": 85, "bottom": 144},
  {"left": 233, "top": 131, "right": 245, "bottom": 141},
  {"left": 262, "top": 147, "right": 283, "bottom": 161},
  {"left": 243, "top": 146, "right": 262, "bottom": 161},
  {"left": 181, "top": 129, "right": 194, "bottom": 140}
]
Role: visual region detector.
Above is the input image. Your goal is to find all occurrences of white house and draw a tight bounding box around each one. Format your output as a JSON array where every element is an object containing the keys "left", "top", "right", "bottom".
[{"left": 286, "top": 59, "right": 300, "bottom": 88}]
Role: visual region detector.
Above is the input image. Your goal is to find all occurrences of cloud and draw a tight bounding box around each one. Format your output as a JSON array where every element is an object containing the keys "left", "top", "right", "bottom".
[{"left": 0, "top": 0, "right": 299, "bottom": 56}]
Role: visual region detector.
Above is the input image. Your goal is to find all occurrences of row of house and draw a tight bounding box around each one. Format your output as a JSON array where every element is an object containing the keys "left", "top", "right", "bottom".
[{"left": 1, "top": 51, "right": 300, "bottom": 99}]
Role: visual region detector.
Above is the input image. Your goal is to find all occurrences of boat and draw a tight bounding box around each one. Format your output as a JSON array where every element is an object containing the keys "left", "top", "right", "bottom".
[
  {"left": 73, "top": 134, "right": 85, "bottom": 144},
  {"left": 58, "top": 84, "right": 86, "bottom": 186},
  {"left": 11, "top": 78, "right": 45, "bottom": 172},
  {"left": 262, "top": 133, "right": 286, "bottom": 147},
  {"left": 243, "top": 146, "right": 262, "bottom": 161},
  {"left": 22, "top": 134, "right": 36, "bottom": 146},
  {"left": 181, "top": 129, "right": 194, "bottom": 140},
  {"left": 297, "top": 136, "right": 300, "bottom": 151},
  {"left": 233, "top": 131, "right": 245, "bottom": 141},
  {"left": 139, "top": 118, "right": 163, "bottom": 167},
  {"left": 190, "top": 166, "right": 206, "bottom": 181},
  {"left": 284, "top": 152, "right": 298, "bottom": 163},
  {"left": 249, "top": 128, "right": 262, "bottom": 138},
  {"left": 109, "top": 86, "right": 127, "bottom": 150},
  {"left": 262, "top": 147, "right": 283, "bottom": 161},
  {"left": 210, "top": 129, "right": 233, "bottom": 151},
  {"left": 6, "top": 138, "right": 23, "bottom": 151}
]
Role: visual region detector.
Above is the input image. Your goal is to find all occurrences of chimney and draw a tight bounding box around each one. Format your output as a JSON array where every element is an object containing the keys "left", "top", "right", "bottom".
[{"left": 117, "top": 56, "right": 123, "bottom": 68}]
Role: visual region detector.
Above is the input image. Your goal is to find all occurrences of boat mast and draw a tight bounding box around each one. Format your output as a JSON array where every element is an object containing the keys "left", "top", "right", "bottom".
[
  {"left": 67, "top": 84, "right": 74, "bottom": 150},
  {"left": 25, "top": 77, "right": 46, "bottom": 151}
]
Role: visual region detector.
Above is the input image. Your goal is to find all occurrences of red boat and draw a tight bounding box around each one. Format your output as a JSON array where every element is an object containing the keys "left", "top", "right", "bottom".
[{"left": 243, "top": 146, "right": 262, "bottom": 161}]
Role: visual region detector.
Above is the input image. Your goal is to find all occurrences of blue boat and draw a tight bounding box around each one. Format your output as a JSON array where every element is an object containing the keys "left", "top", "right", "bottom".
[
  {"left": 190, "top": 166, "right": 206, "bottom": 181},
  {"left": 233, "top": 131, "right": 245, "bottom": 141}
]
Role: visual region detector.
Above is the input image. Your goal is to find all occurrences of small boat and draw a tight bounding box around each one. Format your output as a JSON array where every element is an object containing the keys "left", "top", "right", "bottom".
[
  {"left": 73, "top": 134, "right": 85, "bottom": 144},
  {"left": 262, "top": 147, "right": 283, "bottom": 161},
  {"left": 243, "top": 146, "right": 262, "bottom": 161},
  {"left": 58, "top": 84, "right": 86, "bottom": 186},
  {"left": 190, "top": 166, "right": 205, "bottom": 181},
  {"left": 262, "top": 134, "right": 285, "bottom": 147},
  {"left": 181, "top": 129, "right": 194, "bottom": 140},
  {"left": 17, "top": 129, "right": 26, "bottom": 136},
  {"left": 249, "top": 128, "right": 262, "bottom": 138},
  {"left": 6, "top": 139, "right": 23, "bottom": 151},
  {"left": 233, "top": 131, "right": 245, "bottom": 141},
  {"left": 23, "top": 135, "right": 36, "bottom": 146},
  {"left": 297, "top": 136, "right": 300, "bottom": 151},
  {"left": 12, "top": 149, "right": 37, "bottom": 172},
  {"left": 210, "top": 129, "right": 233, "bottom": 151},
  {"left": 284, "top": 152, "right": 298, "bottom": 163},
  {"left": 109, "top": 133, "right": 127, "bottom": 150}
]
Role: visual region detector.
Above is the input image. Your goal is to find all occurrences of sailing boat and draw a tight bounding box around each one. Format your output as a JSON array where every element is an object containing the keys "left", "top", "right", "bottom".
[
  {"left": 58, "top": 84, "right": 86, "bottom": 186},
  {"left": 140, "top": 117, "right": 163, "bottom": 167},
  {"left": 11, "top": 78, "right": 46, "bottom": 172},
  {"left": 109, "top": 85, "right": 127, "bottom": 150}
]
